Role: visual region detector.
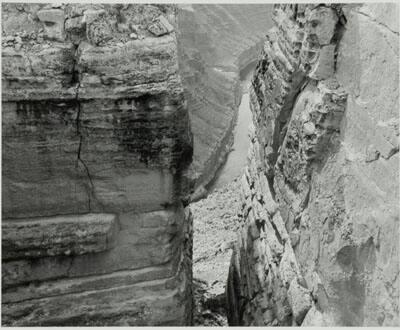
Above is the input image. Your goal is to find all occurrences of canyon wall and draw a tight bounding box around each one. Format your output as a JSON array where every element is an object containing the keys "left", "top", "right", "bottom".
[
  {"left": 2, "top": 3, "right": 193, "bottom": 325},
  {"left": 177, "top": 4, "right": 273, "bottom": 195},
  {"left": 227, "top": 3, "right": 399, "bottom": 326}
]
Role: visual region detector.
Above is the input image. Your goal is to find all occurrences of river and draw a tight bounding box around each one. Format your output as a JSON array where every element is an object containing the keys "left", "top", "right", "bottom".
[{"left": 208, "top": 63, "right": 256, "bottom": 191}]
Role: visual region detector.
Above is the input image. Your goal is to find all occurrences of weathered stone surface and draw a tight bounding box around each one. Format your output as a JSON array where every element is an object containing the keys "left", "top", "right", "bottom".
[
  {"left": 301, "top": 305, "right": 336, "bottom": 326},
  {"left": 148, "top": 15, "right": 174, "bottom": 36},
  {"left": 2, "top": 4, "right": 192, "bottom": 219},
  {"left": 2, "top": 3, "right": 192, "bottom": 326},
  {"left": 308, "top": 44, "right": 335, "bottom": 79},
  {"left": 37, "top": 8, "right": 65, "bottom": 41},
  {"left": 305, "top": 6, "right": 338, "bottom": 45},
  {"left": 6, "top": 213, "right": 189, "bottom": 326},
  {"left": 228, "top": 3, "right": 399, "bottom": 327},
  {"left": 2, "top": 213, "right": 118, "bottom": 260},
  {"left": 287, "top": 279, "right": 313, "bottom": 325},
  {"left": 2, "top": 264, "right": 190, "bottom": 326}
]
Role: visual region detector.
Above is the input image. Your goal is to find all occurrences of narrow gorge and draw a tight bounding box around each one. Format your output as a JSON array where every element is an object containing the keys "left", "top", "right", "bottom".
[{"left": 2, "top": 2, "right": 399, "bottom": 327}]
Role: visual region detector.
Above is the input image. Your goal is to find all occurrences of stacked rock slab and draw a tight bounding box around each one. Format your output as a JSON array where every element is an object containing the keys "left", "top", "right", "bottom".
[
  {"left": 227, "top": 3, "right": 399, "bottom": 326},
  {"left": 2, "top": 3, "right": 193, "bottom": 326}
]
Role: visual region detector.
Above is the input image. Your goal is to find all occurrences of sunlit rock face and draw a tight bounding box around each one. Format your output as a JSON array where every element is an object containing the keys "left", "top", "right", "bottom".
[
  {"left": 2, "top": 3, "right": 193, "bottom": 326},
  {"left": 177, "top": 4, "right": 274, "bottom": 193},
  {"left": 227, "top": 3, "right": 399, "bottom": 326}
]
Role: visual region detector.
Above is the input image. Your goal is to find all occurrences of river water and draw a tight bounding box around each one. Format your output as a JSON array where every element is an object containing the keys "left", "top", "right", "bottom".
[{"left": 209, "top": 64, "right": 256, "bottom": 191}]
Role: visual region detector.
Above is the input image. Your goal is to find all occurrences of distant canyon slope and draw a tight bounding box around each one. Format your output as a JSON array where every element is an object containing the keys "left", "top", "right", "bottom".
[{"left": 177, "top": 4, "right": 274, "bottom": 192}]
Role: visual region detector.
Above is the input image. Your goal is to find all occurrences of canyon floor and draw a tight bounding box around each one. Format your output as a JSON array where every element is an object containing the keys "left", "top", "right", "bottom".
[{"left": 191, "top": 178, "right": 242, "bottom": 326}]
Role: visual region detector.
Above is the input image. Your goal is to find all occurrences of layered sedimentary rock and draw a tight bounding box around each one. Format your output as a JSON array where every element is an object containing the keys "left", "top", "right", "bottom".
[
  {"left": 177, "top": 4, "right": 274, "bottom": 194},
  {"left": 228, "top": 3, "right": 399, "bottom": 326},
  {"left": 2, "top": 3, "right": 193, "bottom": 326}
]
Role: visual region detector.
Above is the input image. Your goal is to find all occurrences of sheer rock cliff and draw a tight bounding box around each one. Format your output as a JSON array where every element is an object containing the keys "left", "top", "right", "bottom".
[
  {"left": 227, "top": 3, "right": 399, "bottom": 326},
  {"left": 2, "top": 3, "right": 193, "bottom": 326}
]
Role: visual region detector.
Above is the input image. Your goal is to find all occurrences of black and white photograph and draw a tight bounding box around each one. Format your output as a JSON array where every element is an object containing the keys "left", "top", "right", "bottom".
[{"left": 1, "top": 0, "right": 399, "bottom": 326}]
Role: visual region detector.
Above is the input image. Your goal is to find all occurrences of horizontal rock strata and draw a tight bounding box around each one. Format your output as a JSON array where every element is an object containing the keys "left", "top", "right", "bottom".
[
  {"left": 2, "top": 213, "right": 118, "bottom": 260},
  {"left": 2, "top": 3, "right": 192, "bottom": 326},
  {"left": 227, "top": 3, "right": 399, "bottom": 326}
]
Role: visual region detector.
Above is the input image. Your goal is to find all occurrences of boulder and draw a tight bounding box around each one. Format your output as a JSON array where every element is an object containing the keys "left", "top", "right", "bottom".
[{"left": 148, "top": 15, "right": 174, "bottom": 36}]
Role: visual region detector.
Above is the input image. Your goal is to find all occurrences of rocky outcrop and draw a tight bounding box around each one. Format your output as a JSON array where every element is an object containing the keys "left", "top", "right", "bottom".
[
  {"left": 177, "top": 4, "right": 274, "bottom": 195},
  {"left": 227, "top": 3, "right": 399, "bottom": 326},
  {"left": 2, "top": 3, "right": 193, "bottom": 326}
]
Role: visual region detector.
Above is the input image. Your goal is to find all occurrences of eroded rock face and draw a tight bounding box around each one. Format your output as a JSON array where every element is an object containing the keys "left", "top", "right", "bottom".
[
  {"left": 227, "top": 3, "right": 399, "bottom": 326},
  {"left": 2, "top": 3, "right": 193, "bottom": 326}
]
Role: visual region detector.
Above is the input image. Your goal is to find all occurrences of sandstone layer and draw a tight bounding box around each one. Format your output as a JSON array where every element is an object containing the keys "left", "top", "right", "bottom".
[
  {"left": 2, "top": 3, "right": 192, "bottom": 326},
  {"left": 227, "top": 3, "right": 399, "bottom": 326},
  {"left": 177, "top": 4, "right": 274, "bottom": 195}
]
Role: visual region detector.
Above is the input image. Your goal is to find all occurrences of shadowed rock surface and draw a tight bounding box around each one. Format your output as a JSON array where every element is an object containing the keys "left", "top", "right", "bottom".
[
  {"left": 2, "top": 3, "right": 193, "bottom": 326},
  {"left": 227, "top": 3, "right": 399, "bottom": 326}
]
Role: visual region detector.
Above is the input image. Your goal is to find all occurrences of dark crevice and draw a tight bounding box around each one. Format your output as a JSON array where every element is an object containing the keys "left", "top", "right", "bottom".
[
  {"left": 332, "top": 8, "right": 347, "bottom": 72},
  {"left": 270, "top": 220, "right": 284, "bottom": 246},
  {"left": 293, "top": 4, "right": 298, "bottom": 20},
  {"left": 384, "top": 147, "right": 400, "bottom": 160},
  {"left": 267, "top": 175, "right": 276, "bottom": 199},
  {"left": 75, "top": 101, "right": 93, "bottom": 211},
  {"left": 268, "top": 77, "right": 307, "bottom": 202},
  {"left": 271, "top": 74, "right": 307, "bottom": 166},
  {"left": 71, "top": 42, "right": 97, "bottom": 212}
]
